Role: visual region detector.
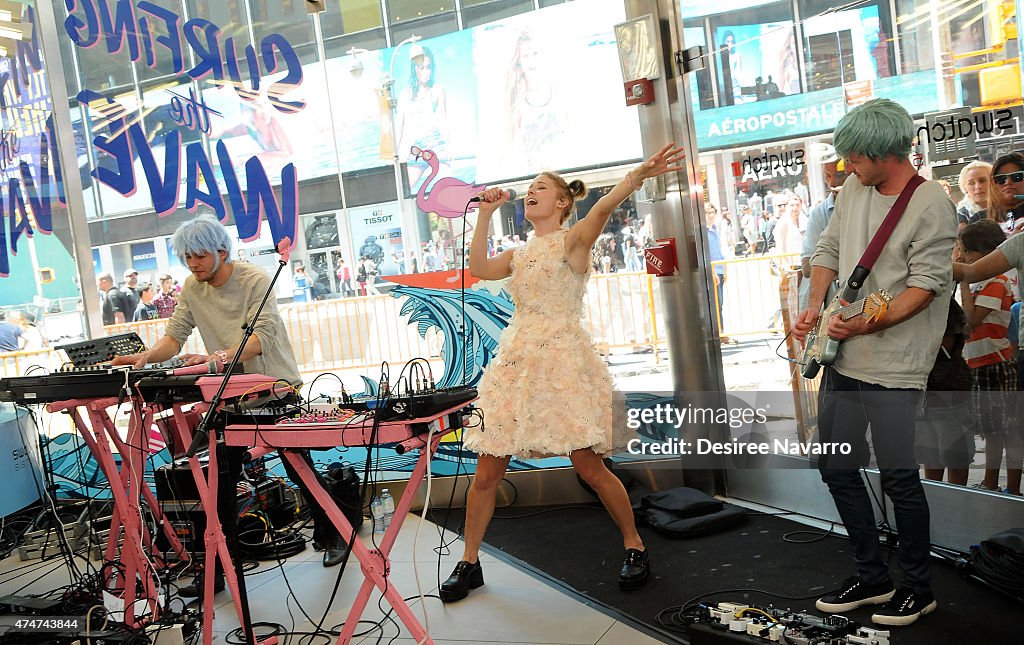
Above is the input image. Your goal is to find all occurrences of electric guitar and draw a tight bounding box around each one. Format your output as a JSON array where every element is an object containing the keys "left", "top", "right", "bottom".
[{"left": 800, "top": 283, "right": 892, "bottom": 379}]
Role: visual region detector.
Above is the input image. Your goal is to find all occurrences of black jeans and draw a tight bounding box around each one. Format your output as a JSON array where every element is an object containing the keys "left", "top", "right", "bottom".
[
  {"left": 816, "top": 369, "right": 932, "bottom": 593},
  {"left": 196, "top": 444, "right": 341, "bottom": 581}
]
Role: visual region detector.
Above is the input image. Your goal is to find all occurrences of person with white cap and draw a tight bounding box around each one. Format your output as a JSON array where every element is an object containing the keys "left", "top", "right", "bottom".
[{"left": 798, "top": 147, "right": 848, "bottom": 309}]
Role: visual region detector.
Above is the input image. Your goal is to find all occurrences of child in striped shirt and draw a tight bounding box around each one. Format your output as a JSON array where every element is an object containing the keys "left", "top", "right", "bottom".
[{"left": 957, "top": 220, "right": 1021, "bottom": 495}]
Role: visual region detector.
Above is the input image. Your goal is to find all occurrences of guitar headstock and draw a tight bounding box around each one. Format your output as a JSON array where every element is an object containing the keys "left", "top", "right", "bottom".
[{"left": 864, "top": 289, "right": 892, "bottom": 324}]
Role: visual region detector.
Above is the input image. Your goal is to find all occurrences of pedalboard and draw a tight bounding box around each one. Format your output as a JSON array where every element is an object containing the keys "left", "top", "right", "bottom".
[{"left": 686, "top": 601, "right": 891, "bottom": 645}]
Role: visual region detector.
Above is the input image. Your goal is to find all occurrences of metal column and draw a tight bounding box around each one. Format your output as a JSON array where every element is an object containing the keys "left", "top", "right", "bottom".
[
  {"left": 624, "top": 0, "right": 728, "bottom": 490},
  {"left": 34, "top": 0, "right": 105, "bottom": 337}
]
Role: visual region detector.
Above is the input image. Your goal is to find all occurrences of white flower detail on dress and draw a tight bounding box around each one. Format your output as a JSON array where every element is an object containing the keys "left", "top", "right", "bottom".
[{"left": 465, "top": 230, "right": 627, "bottom": 459}]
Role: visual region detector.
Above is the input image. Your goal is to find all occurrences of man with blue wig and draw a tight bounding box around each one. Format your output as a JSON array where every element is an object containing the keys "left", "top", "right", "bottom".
[
  {"left": 113, "top": 215, "right": 348, "bottom": 595},
  {"left": 792, "top": 99, "right": 956, "bottom": 626}
]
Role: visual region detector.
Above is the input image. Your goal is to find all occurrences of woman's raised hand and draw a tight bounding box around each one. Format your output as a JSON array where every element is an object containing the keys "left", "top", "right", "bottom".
[
  {"left": 475, "top": 187, "right": 510, "bottom": 216},
  {"left": 634, "top": 143, "right": 687, "bottom": 183}
]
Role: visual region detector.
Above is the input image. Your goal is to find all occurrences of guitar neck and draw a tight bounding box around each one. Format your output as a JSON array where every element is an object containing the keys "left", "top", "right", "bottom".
[{"left": 835, "top": 297, "right": 867, "bottom": 321}]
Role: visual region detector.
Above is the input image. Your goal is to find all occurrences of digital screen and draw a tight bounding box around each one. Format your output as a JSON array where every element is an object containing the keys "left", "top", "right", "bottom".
[{"left": 714, "top": 22, "right": 799, "bottom": 104}]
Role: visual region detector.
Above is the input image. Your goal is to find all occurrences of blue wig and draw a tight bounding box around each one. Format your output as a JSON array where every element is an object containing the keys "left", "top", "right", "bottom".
[
  {"left": 833, "top": 98, "right": 914, "bottom": 161},
  {"left": 171, "top": 214, "right": 233, "bottom": 266}
]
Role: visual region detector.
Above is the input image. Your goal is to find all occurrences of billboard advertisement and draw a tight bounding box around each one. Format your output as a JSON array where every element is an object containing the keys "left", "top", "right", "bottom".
[
  {"left": 803, "top": 4, "right": 887, "bottom": 83},
  {"left": 714, "top": 23, "right": 799, "bottom": 104},
  {"left": 473, "top": 1, "right": 641, "bottom": 182}
]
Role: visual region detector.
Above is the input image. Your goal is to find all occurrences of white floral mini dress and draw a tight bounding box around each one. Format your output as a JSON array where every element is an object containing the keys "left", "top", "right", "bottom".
[{"left": 465, "top": 229, "right": 626, "bottom": 458}]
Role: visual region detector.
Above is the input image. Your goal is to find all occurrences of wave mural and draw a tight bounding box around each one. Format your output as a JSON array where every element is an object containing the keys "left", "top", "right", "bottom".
[{"left": 390, "top": 277, "right": 514, "bottom": 389}]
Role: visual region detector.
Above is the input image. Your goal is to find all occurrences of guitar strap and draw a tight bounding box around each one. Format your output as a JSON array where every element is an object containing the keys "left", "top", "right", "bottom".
[{"left": 842, "top": 174, "right": 926, "bottom": 297}]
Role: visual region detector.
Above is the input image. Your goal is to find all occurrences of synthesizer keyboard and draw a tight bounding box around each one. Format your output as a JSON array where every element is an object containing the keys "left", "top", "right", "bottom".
[{"left": 0, "top": 367, "right": 135, "bottom": 403}]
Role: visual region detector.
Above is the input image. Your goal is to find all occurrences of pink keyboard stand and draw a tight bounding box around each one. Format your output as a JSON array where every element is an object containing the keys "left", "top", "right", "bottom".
[
  {"left": 46, "top": 397, "right": 191, "bottom": 628},
  {"left": 222, "top": 400, "right": 475, "bottom": 645},
  {"left": 196, "top": 373, "right": 283, "bottom": 403},
  {"left": 150, "top": 391, "right": 281, "bottom": 645}
]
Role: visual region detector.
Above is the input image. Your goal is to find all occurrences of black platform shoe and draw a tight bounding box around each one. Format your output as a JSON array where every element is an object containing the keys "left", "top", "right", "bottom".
[
  {"left": 439, "top": 560, "right": 484, "bottom": 603},
  {"left": 314, "top": 536, "right": 349, "bottom": 567},
  {"left": 323, "top": 543, "right": 348, "bottom": 568},
  {"left": 619, "top": 548, "right": 649, "bottom": 590}
]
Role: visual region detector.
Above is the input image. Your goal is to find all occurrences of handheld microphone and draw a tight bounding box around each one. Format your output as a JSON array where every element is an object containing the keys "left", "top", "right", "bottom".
[{"left": 469, "top": 188, "right": 518, "bottom": 203}]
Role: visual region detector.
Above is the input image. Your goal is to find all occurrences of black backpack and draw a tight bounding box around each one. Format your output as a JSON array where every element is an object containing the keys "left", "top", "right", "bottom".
[
  {"left": 575, "top": 461, "right": 747, "bottom": 539},
  {"left": 633, "top": 487, "right": 748, "bottom": 538}
]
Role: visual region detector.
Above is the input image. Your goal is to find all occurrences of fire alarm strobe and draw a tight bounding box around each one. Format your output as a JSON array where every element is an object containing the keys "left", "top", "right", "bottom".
[{"left": 624, "top": 78, "right": 654, "bottom": 106}]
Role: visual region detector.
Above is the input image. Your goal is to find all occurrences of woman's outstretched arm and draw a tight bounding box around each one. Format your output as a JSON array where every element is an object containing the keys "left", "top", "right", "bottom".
[{"left": 566, "top": 143, "right": 685, "bottom": 265}]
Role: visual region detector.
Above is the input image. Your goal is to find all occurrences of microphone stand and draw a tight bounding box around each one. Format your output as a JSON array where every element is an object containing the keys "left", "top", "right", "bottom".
[{"left": 184, "top": 237, "right": 293, "bottom": 645}]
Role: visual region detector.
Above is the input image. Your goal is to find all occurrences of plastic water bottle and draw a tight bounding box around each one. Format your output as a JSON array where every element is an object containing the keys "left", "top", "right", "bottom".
[
  {"left": 380, "top": 489, "right": 395, "bottom": 530},
  {"left": 371, "top": 496, "right": 385, "bottom": 533}
]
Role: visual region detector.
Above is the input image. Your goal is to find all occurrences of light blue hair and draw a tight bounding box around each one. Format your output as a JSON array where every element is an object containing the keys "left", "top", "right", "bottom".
[
  {"left": 833, "top": 98, "right": 914, "bottom": 161},
  {"left": 171, "top": 214, "right": 233, "bottom": 266}
]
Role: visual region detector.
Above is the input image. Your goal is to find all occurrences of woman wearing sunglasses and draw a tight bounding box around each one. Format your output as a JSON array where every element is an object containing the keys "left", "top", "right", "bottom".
[{"left": 988, "top": 152, "right": 1024, "bottom": 234}]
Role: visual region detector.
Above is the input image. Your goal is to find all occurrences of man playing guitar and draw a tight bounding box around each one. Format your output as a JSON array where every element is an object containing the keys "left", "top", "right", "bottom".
[{"left": 791, "top": 99, "right": 957, "bottom": 626}]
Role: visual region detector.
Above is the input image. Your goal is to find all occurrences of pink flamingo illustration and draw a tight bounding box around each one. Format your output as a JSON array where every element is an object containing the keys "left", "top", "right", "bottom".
[{"left": 411, "top": 146, "right": 486, "bottom": 218}]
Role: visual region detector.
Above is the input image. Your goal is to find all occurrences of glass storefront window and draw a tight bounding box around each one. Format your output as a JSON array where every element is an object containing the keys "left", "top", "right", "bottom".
[
  {"left": 894, "top": 0, "right": 935, "bottom": 74},
  {"left": 320, "top": 0, "right": 387, "bottom": 58},
  {"left": 132, "top": 0, "right": 189, "bottom": 82},
  {"left": 70, "top": 33, "right": 136, "bottom": 94},
  {"left": 304, "top": 214, "right": 341, "bottom": 250},
  {"left": 387, "top": 0, "right": 458, "bottom": 43},
  {"left": 462, "top": 0, "right": 535, "bottom": 28},
  {"left": 140, "top": 81, "right": 205, "bottom": 149},
  {"left": 0, "top": 0, "right": 1017, "bottom": 514},
  {"left": 682, "top": 24, "right": 715, "bottom": 110},
  {"left": 0, "top": 1, "right": 89, "bottom": 339},
  {"left": 800, "top": 0, "right": 895, "bottom": 92},
  {"left": 323, "top": 28, "right": 388, "bottom": 60},
  {"left": 250, "top": 0, "right": 319, "bottom": 65},
  {"left": 184, "top": 0, "right": 249, "bottom": 41}
]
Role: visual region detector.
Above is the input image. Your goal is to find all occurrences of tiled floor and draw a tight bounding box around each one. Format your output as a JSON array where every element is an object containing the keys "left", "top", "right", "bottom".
[{"left": 0, "top": 514, "right": 668, "bottom": 644}]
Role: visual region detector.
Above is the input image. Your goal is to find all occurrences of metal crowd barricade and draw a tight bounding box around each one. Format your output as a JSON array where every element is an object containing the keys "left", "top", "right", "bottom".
[
  {"left": 0, "top": 348, "right": 64, "bottom": 377},
  {"left": 711, "top": 252, "right": 801, "bottom": 338},
  {"left": 3, "top": 255, "right": 799, "bottom": 379},
  {"left": 585, "top": 271, "right": 665, "bottom": 361},
  {"left": 278, "top": 295, "right": 442, "bottom": 372},
  {"left": 104, "top": 318, "right": 206, "bottom": 355}
]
